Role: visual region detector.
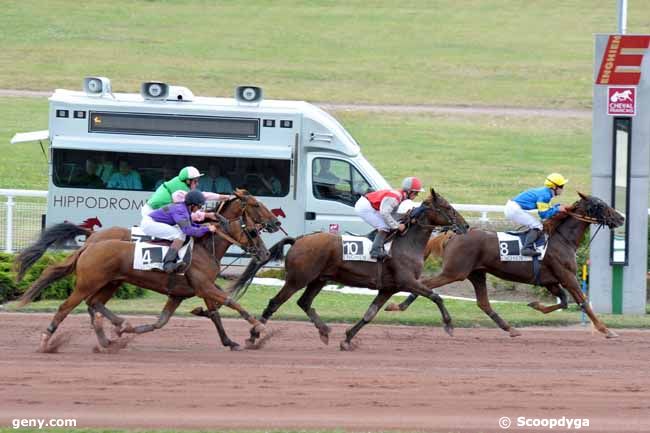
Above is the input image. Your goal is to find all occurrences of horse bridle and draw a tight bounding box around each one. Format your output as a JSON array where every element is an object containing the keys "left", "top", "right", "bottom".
[
  {"left": 556, "top": 209, "right": 605, "bottom": 249},
  {"left": 209, "top": 197, "right": 267, "bottom": 260},
  {"left": 409, "top": 200, "right": 467, "bottom": 234}
]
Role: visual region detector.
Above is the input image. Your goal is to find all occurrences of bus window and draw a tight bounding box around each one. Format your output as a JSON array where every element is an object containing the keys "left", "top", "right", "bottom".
[
  {"left": 312, "top": 158, "right": 371, "bottom": 206},
  {"left": 52, "top": 148, "right": 290, "bottom": 196}
]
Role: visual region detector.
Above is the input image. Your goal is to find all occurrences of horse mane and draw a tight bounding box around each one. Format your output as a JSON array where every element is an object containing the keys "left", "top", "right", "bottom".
[{"left": 543, "top": 200, "right": 578, "bottom": 235}]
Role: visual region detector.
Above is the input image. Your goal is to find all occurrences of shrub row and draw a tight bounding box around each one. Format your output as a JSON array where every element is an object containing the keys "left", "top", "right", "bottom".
[{"left": 0, "top": 252, "right": 145, "bottom": 304}]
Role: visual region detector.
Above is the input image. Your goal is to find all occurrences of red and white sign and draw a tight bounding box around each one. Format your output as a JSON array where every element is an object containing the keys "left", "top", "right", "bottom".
[
  {"left": 608, "top": 87, "right": 636, "bottom": 116},
  {"left": 596, "top": 35, "right": 650, "bottom": 85}
]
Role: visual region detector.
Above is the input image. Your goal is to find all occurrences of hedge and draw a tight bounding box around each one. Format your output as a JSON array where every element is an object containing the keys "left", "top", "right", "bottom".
[{"left": 0, "top": 252, "right": 145, "bottom": 304}]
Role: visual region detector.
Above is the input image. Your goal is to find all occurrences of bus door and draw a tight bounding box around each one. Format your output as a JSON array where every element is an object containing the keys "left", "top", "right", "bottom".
[{"left": 304, "top": 154, "right": 374, "bottom": 235}]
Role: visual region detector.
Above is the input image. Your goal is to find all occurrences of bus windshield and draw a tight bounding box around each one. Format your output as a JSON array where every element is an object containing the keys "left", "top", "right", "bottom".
[{"left": 52, "top": 148, "right": 290, "bottom": 197}]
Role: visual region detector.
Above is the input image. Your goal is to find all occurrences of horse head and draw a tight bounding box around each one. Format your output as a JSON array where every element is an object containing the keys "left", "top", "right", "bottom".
[
  {"left": 573, "top": 192, "right": 625, "bottom": 228},
  {"left": 415, "top": 188, "right": 469, "bottom": 233},
  {"left": 232, "top": 189, "right": 282, "bottom": 233}
]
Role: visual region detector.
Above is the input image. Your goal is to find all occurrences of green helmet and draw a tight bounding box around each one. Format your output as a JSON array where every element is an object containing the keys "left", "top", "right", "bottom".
[{"left": 178, "top": 166, "right": 203, "bottom": 182}]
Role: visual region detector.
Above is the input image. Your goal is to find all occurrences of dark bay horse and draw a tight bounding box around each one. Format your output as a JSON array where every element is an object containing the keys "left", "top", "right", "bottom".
[
  {"left": 385, "top": 192, "right": 624, "bottom": 338},
  {"left": 15, "top": 193, "right": 280, "bottom": 352},
  {"left": 231, "top": 189, "right": 469, "bottom": 350}
]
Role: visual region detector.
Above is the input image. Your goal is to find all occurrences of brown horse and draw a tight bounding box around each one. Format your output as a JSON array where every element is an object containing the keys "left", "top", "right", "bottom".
[
  {"left": 14, "top": 190, "right": 280, "bottom": 345},
  {"left": 15, "top": 194, "right": 280, "bottom": 352},
  {"left": 230, "top": 189, "right": 469, "bottom": 350},
  {"left": 385, "top": 192, "right": 624, "bottom": 338}
]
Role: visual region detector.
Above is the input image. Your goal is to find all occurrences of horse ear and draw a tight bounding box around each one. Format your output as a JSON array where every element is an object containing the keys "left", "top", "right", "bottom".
[
  {"left": 577, "top": 191, "right": 588, "bottom": 200},
  {"left": 430, "top": 187, "right": 437, "bottom": 199}
]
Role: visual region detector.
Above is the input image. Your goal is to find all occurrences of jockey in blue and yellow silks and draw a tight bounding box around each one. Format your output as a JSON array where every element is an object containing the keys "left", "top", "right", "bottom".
[{"left": 504, "top": 173, "right": 569, "bottom": 256}]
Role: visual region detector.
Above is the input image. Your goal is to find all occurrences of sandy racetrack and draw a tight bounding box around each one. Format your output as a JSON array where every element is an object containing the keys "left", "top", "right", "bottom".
[{"left": 0, "top": 312, "right": 649, "bottom": 432}]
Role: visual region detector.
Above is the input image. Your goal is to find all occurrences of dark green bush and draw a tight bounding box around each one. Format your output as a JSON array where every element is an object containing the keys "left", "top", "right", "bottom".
[{"left": 0, "top": 251, "right": 145, "bottom": 303}]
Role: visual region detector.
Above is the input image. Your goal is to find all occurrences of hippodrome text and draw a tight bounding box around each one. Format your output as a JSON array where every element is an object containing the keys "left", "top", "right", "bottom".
[{"left": 53, "top": 195, "right": 145, "bottom": 211}]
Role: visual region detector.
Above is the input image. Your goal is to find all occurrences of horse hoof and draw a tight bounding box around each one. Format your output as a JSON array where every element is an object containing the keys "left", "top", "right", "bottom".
[
  {"left": 509, "top": 328, "right": 522, "bottom": 337},
  {"left": 443, "top": 323, "right": 454, "bottom": 337},
  {"left": 253, "top": 323, "right": 266, "bottom": 334},
  {"left": 527, "top": 302, "right": 540, "bottom": 310},
  {"left": 340, "top": 341, "right": 356, "bottom": 351},
  {"left": 384, "top": 303, "right": 402, "bottom": 312},
  {"left": 606, "top": 329, "right": 619, "bottom": 339},
  {"left": 115, "top": 321, "right": 134, "bottom": 337},
  {"left": 229, "top": 343, "right": 243, "bottom": 351},
  {"left": 190, "top": 307, "right": 206, "bottom": 317},
  {"left": 319, "top": 332, "right": 330, "bottom": 345},
  {"left": 245, "top": 338, "right": 257, "bottom": 350}
]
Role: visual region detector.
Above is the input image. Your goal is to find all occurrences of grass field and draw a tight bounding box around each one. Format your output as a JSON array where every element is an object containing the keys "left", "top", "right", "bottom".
[
  {"left": 0, "top": 1, "right": 649, "bottom": 108},
  {"left": 0, "top": 97, "right": 591, "bottom": 203},
  {"left": 7, "top": 283, "right": 650, "bottom": 329}
]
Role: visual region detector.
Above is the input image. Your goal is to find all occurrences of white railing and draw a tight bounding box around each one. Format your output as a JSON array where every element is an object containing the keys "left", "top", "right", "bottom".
[
  {"left": 1, "top": 189, "right": 648, "bottom": 253},
  {"left": 0, "top": 189, "right": 48, "bottom": 253}
]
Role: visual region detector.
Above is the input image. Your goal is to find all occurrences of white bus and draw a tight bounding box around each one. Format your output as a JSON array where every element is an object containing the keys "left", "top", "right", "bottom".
[{"left": 12, "top": 77, "right": 390, "bottom": 259}]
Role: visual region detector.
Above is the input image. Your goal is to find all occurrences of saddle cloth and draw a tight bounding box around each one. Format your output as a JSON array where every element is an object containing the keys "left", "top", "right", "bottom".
[
  {"left": 341, "top": 235, "right": 392, "bottom": 262},
  {"left": 496, "top": 231, "right": 548, "bottom": 262},
  {"left": 131, "top": 227, "right": 193, "bottom": 271}
]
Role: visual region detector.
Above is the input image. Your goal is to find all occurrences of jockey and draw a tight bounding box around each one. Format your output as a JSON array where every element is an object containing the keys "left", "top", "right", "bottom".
[
  {"left": 504, "top": 172, "right": 569, "bottom": 257},
  {"left": 141, "top": 166, "right": 231, "bottom": 240},
  {"left": 148, "top": 190, "right": 218, "bottom": 273},
  {"left": 354, "top": 176, "right": 425, "bottom": 259}
]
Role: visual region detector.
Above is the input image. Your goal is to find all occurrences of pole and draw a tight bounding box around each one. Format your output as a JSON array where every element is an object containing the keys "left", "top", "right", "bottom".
[
  {"left": 581, "top": 263, "right": 588, "bottom": 325},
  {"left": 5, "top": 195, "right": 14, "bottom": 253},
  {"left": 617, "top": 0, "right": 627, "bottom": 34}
]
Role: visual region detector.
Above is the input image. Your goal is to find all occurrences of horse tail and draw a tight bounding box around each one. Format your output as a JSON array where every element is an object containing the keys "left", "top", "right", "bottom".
[
  {"left": 15, "top": 247, "right": 85, "bottom": 308},
  {"left": 14, "top": 223, "right": 91, "bottom": 282},
  {"left": 226, "top": 237, "right": 296, "bottom": 300},
  {"left": 424, "top": 232, "right": 455, "bottom": 260}
]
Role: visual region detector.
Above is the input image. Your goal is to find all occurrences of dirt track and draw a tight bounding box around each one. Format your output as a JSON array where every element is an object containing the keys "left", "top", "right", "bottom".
[{"left": 0, "top": 312, "right": 649, "bottom": 433}]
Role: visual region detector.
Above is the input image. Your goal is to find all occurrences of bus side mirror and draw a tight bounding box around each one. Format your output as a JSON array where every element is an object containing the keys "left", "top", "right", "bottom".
[
  {"left": 235, "top": 86, "right": 263, "bottom": 104},
  {"left": 141, "top": 82, "right": 169, "bottom": 100},
  {"left": 83, "top": 77, "right": 112, "bottom": 96}
]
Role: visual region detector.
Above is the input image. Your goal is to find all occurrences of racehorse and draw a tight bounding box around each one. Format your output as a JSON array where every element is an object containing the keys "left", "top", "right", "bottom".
[
  {"left": 230, "top": 189, "right": 469, "bottom": 350},
  {"left": 384, "top": 192, "right": 624, "bottom": 338},
  {"left": 15, "top": 191, "right": 281, "bottom": 352}
]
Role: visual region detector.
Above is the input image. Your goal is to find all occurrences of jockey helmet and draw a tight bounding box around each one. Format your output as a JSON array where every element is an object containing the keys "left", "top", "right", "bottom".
[
  {"left": 402, "top": 176, "right": 425, "bottom": 193},
  {"left": 178, "top": 166, "right": 204, "bottom": 182},
  {"left": 185, "top": 190, "right": 206, "bottom": 207},
  {"left": 544, "top": 173, "right": 568, "bottom": 188}
]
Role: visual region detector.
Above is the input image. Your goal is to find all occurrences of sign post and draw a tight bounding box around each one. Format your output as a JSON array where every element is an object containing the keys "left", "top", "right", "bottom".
[{"left": 590, "top": 34, "right": 650, "bottom": 314}]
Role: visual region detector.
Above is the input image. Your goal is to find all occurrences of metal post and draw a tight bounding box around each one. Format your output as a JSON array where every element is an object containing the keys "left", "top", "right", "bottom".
[
  {"left": 617, "top": 0, "right": 627, "bottom": 34},
  {"left": 5, "top": 195, "right": 14, "bottom": 253}
]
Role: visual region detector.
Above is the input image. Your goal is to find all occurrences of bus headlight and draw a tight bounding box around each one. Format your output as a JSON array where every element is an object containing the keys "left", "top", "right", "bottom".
[
  {"left": 83, "top": 77, "right": 112, "bottom": 96},
  {"left": 141, "top": 82, "right": 169, "bottom": 100}
]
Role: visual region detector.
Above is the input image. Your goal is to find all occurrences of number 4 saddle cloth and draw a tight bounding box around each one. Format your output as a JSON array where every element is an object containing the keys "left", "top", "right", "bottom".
[
  {"left": 131, "top": 227, "right": 193, "bottom": 271},
  {"left": 496, "top": 231, "right": 548, "bottom": 262}
]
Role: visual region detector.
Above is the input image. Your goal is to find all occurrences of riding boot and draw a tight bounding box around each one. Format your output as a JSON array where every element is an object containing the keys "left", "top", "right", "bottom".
[
  {"left": 163, "top": 239, "right": 185, "bottom": 273},
  {"left": 521, "top": 228, "right": 542, "bottom": 257},
  {"left": 370, "top": 231, "right": 389, "bottom": 260}
]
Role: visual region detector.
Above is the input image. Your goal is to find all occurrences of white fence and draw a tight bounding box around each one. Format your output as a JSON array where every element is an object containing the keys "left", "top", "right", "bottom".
[{"left": 1, "top": 189, "right": 644, "bottom": 253}]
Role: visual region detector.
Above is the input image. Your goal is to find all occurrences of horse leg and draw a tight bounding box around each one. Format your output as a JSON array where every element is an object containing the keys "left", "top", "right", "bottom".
[
  {"left": 340, "top": 291, "right": 392, "bottom": 351},
  {"left": 297, "top": 280, "right": 330, "bottom": 345},
  {"left": 122, "top": 296, "right": 183, "bottom": 335},
  {"left": 192, "top": 298, "right": 241, "bottom": 351},
  {"left": 407, "top": 281, "right": 454, "bottom": 336},
  {"left": 86, "top": 283, "right": 130, "bottom": 347},
  {"left": 562, "top": 277, "right": 617, "bottom": 338},
  {"left": 248, "top": 281, "right": 301, "bottom": 345},
  {"left": 39, "top": 288, "right": 88, "bottom": 353},
  {"left": 528, "top": 283, "right": 568, "bottom": 314},
  {"left": 467, "top": 271, "right": 520, "bottom": 337},
  {"left": 385, "top": 293, "right": 418, "bottom": 312}
]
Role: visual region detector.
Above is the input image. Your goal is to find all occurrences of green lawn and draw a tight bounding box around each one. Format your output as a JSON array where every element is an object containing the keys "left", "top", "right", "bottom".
[
  {"left": 0, "top": 1, "right": 649, "bottom": 108},
  {"left": 0, "top": 97, "right": 591, "bottom": 203},
  {"left": 7, "top": 283, "right": 650, "bottom": 329}
]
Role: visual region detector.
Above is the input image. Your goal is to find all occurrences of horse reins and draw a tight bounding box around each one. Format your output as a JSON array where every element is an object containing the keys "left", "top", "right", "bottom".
[{"left": 556, "top": 210, "right": 604, "bottom": 249}]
